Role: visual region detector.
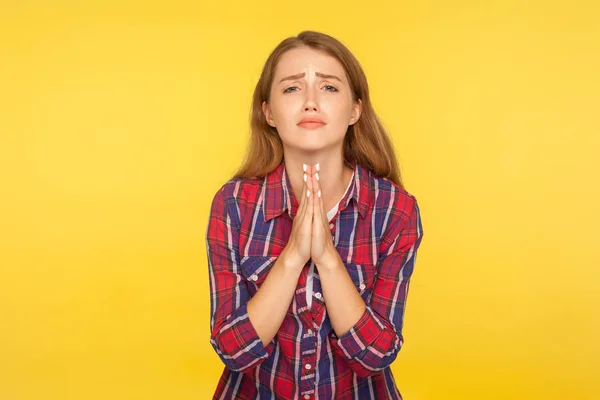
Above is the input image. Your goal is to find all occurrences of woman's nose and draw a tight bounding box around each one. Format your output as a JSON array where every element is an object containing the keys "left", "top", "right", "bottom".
[{"left": 303, "top": 88, "right": 319, "bottom": 111}]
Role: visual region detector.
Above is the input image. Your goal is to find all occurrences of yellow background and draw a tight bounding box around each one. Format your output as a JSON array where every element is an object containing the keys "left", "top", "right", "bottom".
[{"left": 1, "top": 1, "right": 599, "bottom": 399}]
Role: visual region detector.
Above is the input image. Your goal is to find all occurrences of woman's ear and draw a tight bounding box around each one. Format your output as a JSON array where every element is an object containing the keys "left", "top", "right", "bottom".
[
  {"left": 349, "top": 99, "right": 362, "bottom": 125},
  {"left": 262, "top": 101, "right": 276, "bottom": 127}
]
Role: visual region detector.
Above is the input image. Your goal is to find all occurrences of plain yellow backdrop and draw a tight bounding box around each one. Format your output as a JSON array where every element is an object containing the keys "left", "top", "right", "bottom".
[{"left": 1, "top": 1, "right": 599, "bottom": 399}]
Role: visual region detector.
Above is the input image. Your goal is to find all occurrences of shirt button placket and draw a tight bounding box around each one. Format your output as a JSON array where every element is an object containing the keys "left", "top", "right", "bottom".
[{"left": 301, "top": 325, "right": 317, "bottom": 398}]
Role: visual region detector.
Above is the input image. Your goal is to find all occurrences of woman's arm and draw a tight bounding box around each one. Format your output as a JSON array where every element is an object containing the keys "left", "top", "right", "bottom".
[
  {"left": 322, "top": 197, "right": 424, "bottom": 378},
  {"left": 248, "top": 167, "right": 314, "bottom": 346},
  {"left": 317, "top": 261, "right": 366, "bottom": 337},
  {"left": 207, "top": 184, "right": 276, "bottom": 373},
  {"left": 247, "top": 249, "right": 303, "bottom": 347},
  {"left": 207, "top": 175, "right": 312, "bottom": 372}
]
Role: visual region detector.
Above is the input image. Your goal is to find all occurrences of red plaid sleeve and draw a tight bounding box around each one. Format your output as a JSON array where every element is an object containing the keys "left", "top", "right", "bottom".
[
  {"left": 206, "top": 184, "right": 274, "bottom": 372},
  {"left": 330, "top": 198, "right": 424, "bottom": 378}
]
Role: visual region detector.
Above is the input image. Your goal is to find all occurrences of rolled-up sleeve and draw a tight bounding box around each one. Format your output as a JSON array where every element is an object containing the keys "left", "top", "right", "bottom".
[
  {"left": 330, "top": 197, "right": 424, "bottom": 377},
  {"left": 206, "top": 184, "right": 274, "bottom": 372}
]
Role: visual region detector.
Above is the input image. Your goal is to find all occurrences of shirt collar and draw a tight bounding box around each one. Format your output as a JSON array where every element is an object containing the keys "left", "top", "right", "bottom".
[{"left": 262, "top": 159, "right": 371, "bottom": 222}]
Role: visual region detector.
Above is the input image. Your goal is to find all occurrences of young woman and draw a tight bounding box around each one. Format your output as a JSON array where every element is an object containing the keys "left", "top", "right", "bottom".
[{"left": 206, "top": 31, "right": 424, "bottom": 400}]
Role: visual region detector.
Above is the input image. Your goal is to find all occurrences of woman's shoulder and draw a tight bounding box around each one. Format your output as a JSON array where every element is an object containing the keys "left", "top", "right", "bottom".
[
  {"left": 367, "top": 170, "right": 419, "bottom": 217},
  {"left": 367, "top": 174, "right": 423, "bottom": 245},
  {"left": 210, "top": 175, "right": 265, "bottom": 210}
]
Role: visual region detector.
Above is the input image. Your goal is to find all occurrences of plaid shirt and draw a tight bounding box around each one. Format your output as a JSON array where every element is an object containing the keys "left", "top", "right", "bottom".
[{"left": 206, "top": 160, "right": 424, "bottom": 399}]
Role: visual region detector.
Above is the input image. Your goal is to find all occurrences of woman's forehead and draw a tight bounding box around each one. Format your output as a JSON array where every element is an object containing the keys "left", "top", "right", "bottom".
[{"left": 275, "top": 47, "right": 346, "bottom": 80}]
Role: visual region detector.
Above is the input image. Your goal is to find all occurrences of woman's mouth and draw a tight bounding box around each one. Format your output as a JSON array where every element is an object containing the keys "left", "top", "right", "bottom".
[
  {"left": 298, "top": 121, "right": 326, "bottom": 129},
  {"left": 297, "top": 118, "right": 326, "bottom": 129}
]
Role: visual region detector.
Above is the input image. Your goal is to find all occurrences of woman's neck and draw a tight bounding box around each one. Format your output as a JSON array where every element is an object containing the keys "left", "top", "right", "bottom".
[{"left": 284, "top": 154, "right": 354, "bottom": 214}]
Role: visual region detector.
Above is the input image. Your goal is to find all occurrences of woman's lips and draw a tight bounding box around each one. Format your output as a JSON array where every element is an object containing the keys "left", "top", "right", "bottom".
[{"left": 298, "top": 121, "right": 325, "bottom": 129}]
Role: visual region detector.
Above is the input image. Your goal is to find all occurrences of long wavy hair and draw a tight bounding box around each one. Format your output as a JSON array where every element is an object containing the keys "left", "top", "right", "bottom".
[{"left": 232, "top": 30, "right": 404, "bottom": 188}]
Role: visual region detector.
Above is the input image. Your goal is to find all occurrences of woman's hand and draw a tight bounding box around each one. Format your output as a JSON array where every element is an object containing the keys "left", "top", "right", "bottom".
[
  {"left": 280, "top": 163, "right": 313, "bottom": 270},
  {"left": 307, "top": 163, "right": 339, "bottom": 269},
  {"left": 281, "top": 162, "right": 340, "bottom": 271}
]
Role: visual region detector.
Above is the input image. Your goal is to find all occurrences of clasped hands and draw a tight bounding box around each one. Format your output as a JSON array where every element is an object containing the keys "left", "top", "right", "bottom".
[{"left": 284, "top": 162, "right": 341, "bottom": 271}]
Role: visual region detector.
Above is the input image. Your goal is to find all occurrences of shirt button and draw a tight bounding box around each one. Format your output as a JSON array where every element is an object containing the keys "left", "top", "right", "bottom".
[
  {"left": 305, "top": 363, "right": 312, "bottom": 370},
  {"left": 314, "top": 292, "right": 322, "bottom": 300},
  {"left": 304, "top": 395, "right": 311, "bottom": 399},
  {"left": 359, "top": 283, "right": 366, "bottom": 290},
  {"left": 251, "top": 274, "right": 258, "bottom": 281},
  {"left": 329, "top": 223, "right": 334, "bottom": 229}
]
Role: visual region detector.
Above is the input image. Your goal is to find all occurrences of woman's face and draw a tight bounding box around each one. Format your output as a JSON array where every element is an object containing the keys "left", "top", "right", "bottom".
[{"left": 262, "top": 46, "right": 361, "bottom": 153}]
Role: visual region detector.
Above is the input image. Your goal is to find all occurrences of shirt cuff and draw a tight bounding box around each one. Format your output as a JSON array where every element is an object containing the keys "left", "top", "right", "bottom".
[
  {"left": 221, "top": 303, "right": 274, "bottom": 363},
  {"left": 334, "top": 306, "right": 383, "bottom": 358}
]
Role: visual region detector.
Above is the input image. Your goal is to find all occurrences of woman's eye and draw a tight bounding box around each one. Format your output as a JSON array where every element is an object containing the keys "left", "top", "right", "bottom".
[{"left": 284, "top": 85, "right": 337, "bottom": 93}]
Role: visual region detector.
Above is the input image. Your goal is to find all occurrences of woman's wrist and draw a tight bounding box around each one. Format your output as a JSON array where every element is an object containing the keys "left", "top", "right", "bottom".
[{"left": 279, "top": 247, "right": 305, "bottom": 272}]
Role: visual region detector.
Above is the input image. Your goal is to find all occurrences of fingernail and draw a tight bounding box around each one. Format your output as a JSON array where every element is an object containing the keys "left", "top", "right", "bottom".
[
  {"left": 318, "top": 190, "right": 321, "bottom": 198},
  {"left": 307, "top": 189, "right": 310, "bottom": 197},
  {"left": 303, "top": 163, "right": 307, "bottom": 172},
  {"left": 316, "top": 172, "right": 319, "bottom": 181},
  {"left": 316, "top": 162, "right": 320, "bottom": 172},
  {"left": 304, "top": 173, "right": 307, "bottom": 182}
]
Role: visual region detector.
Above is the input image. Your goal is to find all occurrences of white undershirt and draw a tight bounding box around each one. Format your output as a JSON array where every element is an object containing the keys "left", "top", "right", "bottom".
[{"left": 306, "top": 170, "right": 354, "bottom": 308}]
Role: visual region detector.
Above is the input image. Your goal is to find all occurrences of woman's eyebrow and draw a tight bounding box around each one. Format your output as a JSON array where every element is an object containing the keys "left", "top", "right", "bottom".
[{"left": 278, "top": 72, "right": 342, "bottom": 84}]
